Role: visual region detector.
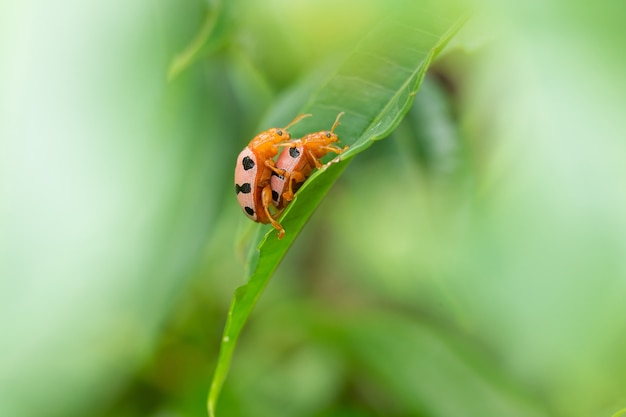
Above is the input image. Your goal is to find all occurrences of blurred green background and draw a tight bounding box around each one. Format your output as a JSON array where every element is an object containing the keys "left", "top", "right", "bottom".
[{"left": 1, "top": 0, "right": 626, "bottom": 416}]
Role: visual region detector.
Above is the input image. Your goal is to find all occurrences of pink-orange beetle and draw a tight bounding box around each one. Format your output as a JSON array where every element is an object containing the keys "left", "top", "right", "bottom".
[
  {"left": 271, "top": 112, "right": 348, "bottom": 208},
  {"left": 235, "top": 114, "right": 311, "bottom": 239}
]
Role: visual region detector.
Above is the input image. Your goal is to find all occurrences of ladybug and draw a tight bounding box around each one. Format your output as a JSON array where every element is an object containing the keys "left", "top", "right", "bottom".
[
  {"left": 271, "top": 112, "right": 348, "bottom": 208},
  {"left": 235, "top": 113, "right": 311, "bottom": 239}
]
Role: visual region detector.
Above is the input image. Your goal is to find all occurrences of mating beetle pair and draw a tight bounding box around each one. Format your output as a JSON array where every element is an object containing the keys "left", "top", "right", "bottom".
[{"left": 234, "top": 112, "right": 348, "bottom": 239}]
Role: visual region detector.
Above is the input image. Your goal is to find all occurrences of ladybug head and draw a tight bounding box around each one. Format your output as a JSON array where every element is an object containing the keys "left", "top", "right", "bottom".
[
  {"left": 267, "top": 127, "right": 290, "bottom": 142},
  {"left": 322, "top": 130, "right": 339, "bottom": 143}
]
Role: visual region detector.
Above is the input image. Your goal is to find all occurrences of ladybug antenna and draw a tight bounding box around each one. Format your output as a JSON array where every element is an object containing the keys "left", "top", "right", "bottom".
[
  {"left": 283, "top": 113, "right": 312, "bottom": 130},
  {"left": 330, "top": 112, "right": 345, "bottom": 133}
]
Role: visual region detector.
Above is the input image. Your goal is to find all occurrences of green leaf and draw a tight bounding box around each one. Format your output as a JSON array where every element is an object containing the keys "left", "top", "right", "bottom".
[
  {"left": 208, "top": 7, "right": 469, "bottom": 417},
  {"left": 168, "top": 0, "right": 234, "bottom": 81}
]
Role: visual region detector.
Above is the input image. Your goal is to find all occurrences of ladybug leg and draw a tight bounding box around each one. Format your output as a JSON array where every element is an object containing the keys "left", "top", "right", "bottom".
[
  {"left": 264, "top": 159, "right": 292, "bottom": 195},
  {"left": 283, "top": 170, "right": 306, "bottom": 202},
  {"left": 331, "top": 144, "right": 349, "bottom": 153},
  {"left": 261, "top": 184, "right": 285, "bottom": 239},
  {"left": 320, "top": 144, "right": 349, "bottom": 167},
  {"left": 320, "top": 144, "right": 348, "bottom": 155},
  {"left": 264, "top": 159, "right": 288, "bottom": 177},
  {"left": 306, "top": 149, "right": 325, "bottom": 170}
]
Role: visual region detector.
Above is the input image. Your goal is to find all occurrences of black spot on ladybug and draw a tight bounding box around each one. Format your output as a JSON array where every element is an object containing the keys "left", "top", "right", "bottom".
[
  {"left": 244, "top": 206, "right": 254, "bottom": 216},
  {"left": 272, "top": 190, "right": 279, "bottom": 201},
  {"left": 271, "top": 171, "right": 285, "bottom": 180},
  {"left": 235, "top": 183, "right": 251, "bottom": 194},
  {"left": 289, "top": 147, "right": 300, "bottom": 158},
  {"left": 242, "top": 156, "right": 255, "bottom": 170}
]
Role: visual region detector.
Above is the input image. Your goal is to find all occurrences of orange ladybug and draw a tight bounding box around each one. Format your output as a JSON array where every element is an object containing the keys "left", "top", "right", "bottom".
[{"left": 234, "top": 113, "right": 311, "bottom": 239}]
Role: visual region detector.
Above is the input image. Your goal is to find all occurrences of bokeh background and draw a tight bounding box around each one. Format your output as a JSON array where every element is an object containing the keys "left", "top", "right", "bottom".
[{"left": 1, "top": 0, "right": 626, "bottom": 416}]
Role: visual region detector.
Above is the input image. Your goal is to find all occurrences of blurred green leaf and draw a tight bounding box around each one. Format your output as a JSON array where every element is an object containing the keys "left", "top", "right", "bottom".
[
  {"left": 0, "top": 0, "right": 236, "bottom": 416},
  {"left": 208, "top": 8, "right": 468, "bottom": 416},
  {"left": 324, "top": 311, "right": 549, "bottom": 417},
  {"left": 168, "top": 0, "right": 235, "bottom": 80},
  {"left": 393, "top": 75, "right": 467, "bottom": 178},
  {"left": 255, "top": 303, "right": 550, "bottom": 416},
  {"left": 613, "top": 408, "right": 626, "bottom": 417}
]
